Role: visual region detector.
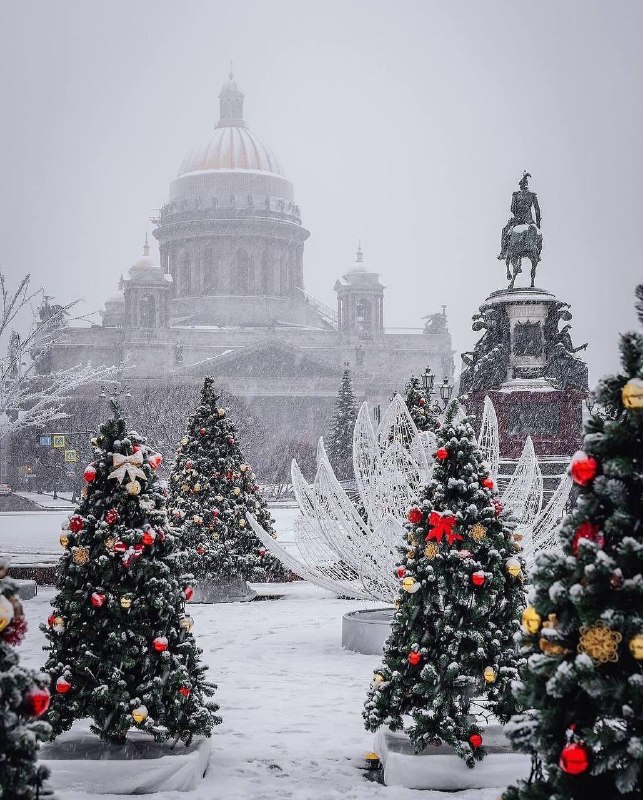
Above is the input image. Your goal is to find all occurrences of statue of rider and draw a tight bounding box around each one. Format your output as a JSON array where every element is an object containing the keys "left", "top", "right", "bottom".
[{"left": 497, "top": 172, "right": 541, "bottom": 261}]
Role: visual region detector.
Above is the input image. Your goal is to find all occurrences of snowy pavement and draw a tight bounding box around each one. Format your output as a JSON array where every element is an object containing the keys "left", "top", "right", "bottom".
[{"left": 19, "top": 583, "right": 505, "bottom": 800}]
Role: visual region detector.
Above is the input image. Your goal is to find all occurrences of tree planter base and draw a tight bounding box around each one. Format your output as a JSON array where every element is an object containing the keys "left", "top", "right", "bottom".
[
  {"left": 187, "top": 576, "right": 257, "bottom": 603},
  {"left": 342, "top": 608, "right": 393, "bottom": 654},
  {"left": 373, "top": 726, "right": 531, "bottom": 791},
  {"left": 40, "top": 726, "right": 211, "bottom": 794}
]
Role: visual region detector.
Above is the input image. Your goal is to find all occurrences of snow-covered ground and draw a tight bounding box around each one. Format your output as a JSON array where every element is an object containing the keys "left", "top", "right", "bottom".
[{"left": 19, "top": 583, "right": 503, "bottom": 800}]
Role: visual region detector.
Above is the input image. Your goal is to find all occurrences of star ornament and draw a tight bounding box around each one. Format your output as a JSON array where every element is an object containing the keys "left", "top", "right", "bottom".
[
  {"left": 425, "top": 511, "right": 461, "bottom": 545},
  {"left": 108, "top": 452, "right": 147, "bottom": 484}
]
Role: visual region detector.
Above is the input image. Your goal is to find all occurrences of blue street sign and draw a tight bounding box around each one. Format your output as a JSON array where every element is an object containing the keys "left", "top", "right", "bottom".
[{"left": 39, "top": 435, "right": 52, "bottom": 447}]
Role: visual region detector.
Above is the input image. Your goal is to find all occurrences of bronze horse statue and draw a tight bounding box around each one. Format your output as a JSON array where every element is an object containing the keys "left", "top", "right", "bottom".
[{"left": 504, "top": 223, "right": 542, "bottom": 290}]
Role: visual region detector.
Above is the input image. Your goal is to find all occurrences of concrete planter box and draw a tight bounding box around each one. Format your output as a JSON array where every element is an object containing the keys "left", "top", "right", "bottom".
[
  {"left": 187, "top": 576, "right": 257, "bottom": 604},
  {"left": 341, "top": 608, "right": 394, "bottom": 654}
]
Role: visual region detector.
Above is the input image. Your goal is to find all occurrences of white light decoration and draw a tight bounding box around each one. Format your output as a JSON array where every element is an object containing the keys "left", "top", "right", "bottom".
[
  {"left": 478, "top": 395, "right": 500, "bottom": 480},
  {"left": 521, "top": 473, "right": 572, "bottom": 570}
]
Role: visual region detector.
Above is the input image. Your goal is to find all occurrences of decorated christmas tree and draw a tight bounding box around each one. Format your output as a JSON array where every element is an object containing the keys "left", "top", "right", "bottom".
[
  {"left": 0, "top": 558, "right": 52, "bottom": 799},
  {"left": 168, "top": 376, "right": 287, "bottom": 583},
  {"left": 327, "top": 364, "right": 358, "bottom": 480},
  {"left": 43, "top": 401, "right": 220, "bottom": 745},
  {"left": 364, "top": 401, "right": 525, "bottom": 766},
  {"left": 503, "top": 286, "right": 643, "bottom": 800},
  {"left": 404, "top": 373, "right": 441, "bottom": 434}
]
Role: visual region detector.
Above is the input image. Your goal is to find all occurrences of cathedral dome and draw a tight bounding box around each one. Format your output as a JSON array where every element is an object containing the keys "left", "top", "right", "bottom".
[{"left": 177, "top": 73, "right": 284, "bottom": 177}]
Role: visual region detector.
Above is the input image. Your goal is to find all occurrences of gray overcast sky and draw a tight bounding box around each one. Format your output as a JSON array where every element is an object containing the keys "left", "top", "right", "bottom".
[{"left": 0, "top": 0, "right": 641, "bottom": 385}]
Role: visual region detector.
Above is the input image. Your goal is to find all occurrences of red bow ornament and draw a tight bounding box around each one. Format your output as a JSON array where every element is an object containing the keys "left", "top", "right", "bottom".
[{"left": 426, "top": 511, "right": 462, "bottom": 545}]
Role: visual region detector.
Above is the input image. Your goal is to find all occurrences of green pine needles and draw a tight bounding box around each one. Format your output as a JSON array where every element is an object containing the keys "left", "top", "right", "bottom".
[
  {"left": 0, "top": 564, "right": 51, "bottom": 799},
  {"left": 503, "top": 286, "right": 643, "bottom": 800},
  {"left": 168, "top": 377, "right": 288, "bottom": 582},
  {"left": 327, "top": 366, "right": 358, "bottom": 481},
  {"left": 404, "top": 374, "right": 441, "bottom": 434},
  {"left": 364, "top": 401, "right": 525, "bottom": 767},
  {"left": 43, "top": 402, "right": 220, "bottom": 745}
]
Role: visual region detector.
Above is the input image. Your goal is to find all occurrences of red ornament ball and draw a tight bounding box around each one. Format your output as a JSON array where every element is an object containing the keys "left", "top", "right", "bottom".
[
  {"left": 184, "top": 586, "right": 194, "bottom": 601},
  {"left": 408, "top": 651, "right": 421, "bottom": 666},
  {"left": 471, "top": 571, "right": 486, "bottom": 587},
  {"left": 396, "top": 566, "right": 406, "bottom": 578},
  {"left": 141, "top": 530, "right": 156, "bottom": 546},
  {"left": 83, "top": 465, "right": 97, "bottom": 482},
  {"left": 199, "top": 427, "right": 207, "bottom": 436},
  {"left": 196, "top": 546, "right": 206, "bottom": 555},
  {"left": 178, "top": 686, "right": 191, "bottom": 698},
  {"left": 68, "top": 515, "right": 84, "bottom": 533},
  {"left": 152, "top": 636, "right": 168, "bottom": 653},
  {"left": 418, "top": 397, "right": 426, "bottom": 406},
  {"left": 407, "top": 507, "right": 423, "bottom": 525},
  {"left": 570, "top": 451, "right": 599, "bottom": 486},
  {"left": 481, "top": 477, "right": 494, "bottom": 490},
  {"left": 148, "top": 452, "right": 163, "bottom": 470},
  {"left": 572, "top": 521, "right": 604, "bottom": 556},
  {"left": 56, "top": 676, "right": 71, "bottom": 694},
  {"left": 185, "top": 460, "right": 193, "bottom": 470},
  {"left": 258, "top": 548, "right": 266, "bottom": 556},
  {"left": 469, "top": 733, "right": 483, "bottom": 748},
  {"left": 105, "top": 508, "right": 119, "bottom": 525},
  {"left": 24, "top": 687, "right": 51, "bottom": 717},
  {"left": 559, "top": 742, "right": 590, "bottom": 775},
  {"left": 226, "top": 436, "right": 235, "bottom": 445},
  {"left": 435, "top": 447, "right": 449, "bottom": 461},
  {"left": 212, "top": 509, "right": 221, "bottom": 517},
  {"left": 47, "top": 614, "right": 56, "bottom": 627},
  {"left": 493, "top": 499, "right": 504, "bottom": 515},
  {"left": 90, "top": 592, "right": 106, "bottom": 608}
]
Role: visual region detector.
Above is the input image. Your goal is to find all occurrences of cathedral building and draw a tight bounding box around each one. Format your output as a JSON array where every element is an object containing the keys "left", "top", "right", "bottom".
[{"left": 47, "top": 74, "right": 454, "bottom": 474}]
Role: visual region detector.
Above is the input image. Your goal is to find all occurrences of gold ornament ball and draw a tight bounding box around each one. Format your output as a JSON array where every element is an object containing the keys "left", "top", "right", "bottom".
[
  {"left": 216, "top": 408, "right": 226, "bottom": 418},
  {"left": 72, "top": 546, "right": 90, "bottom": 566},
  {"left": 424, "top": 542, "right": 438, "bottom": 559},
  {"left": 105, "top": 536, "right": 117, "bottom": 553},
  {"left": 522, "top": 606, "right": 542, "bottom": 635},
  {"left": 628, "top": 633, "right": 643, "bottom": 660},
  {"left": 126, "top": 480, "right": 141, "bottom": 496},
  {"left": 131, "top": 704, "right": 148, "bottom": 724},
  {"left": 470, "top": 523, "right": 487, "bottom": 541},
  {"left": 239, "top": 519, "right": 246, "bottom": 528},
  {"left": 193, "top": 483, "right": 201, "bottom": 493},
  {"left": 233, "top": 487, "right": 241, "bottom": 496},
  {"left": 372, "top": 673, "right": 385, "bottom": 685},
  {"left": 179, "top": 615, "right": 194, "bottom": 632},
  {"left": 622, "top": 378, "right": 643, "bottom": 409},
  {"left": 181, "top": 483, "right": 190, "bottom": 493},
  {"left": 181, "top": 437, "right": 189, "bottom": 446},
  {"left": 120, "top": 595, "right": 133, "bottom": 610},
  {"left": 60, "top": 533, "right": 70, "bottom": 548},
  {"left": 483, "top": 666, "right": 497, "bottom": 683},
  {"left": 0, "top": 595, "right": 15, "bottom": 632},
  {"left": 402, "top": 577, "right": 420, "bottom": 593},
  {"left": 193, "top": 515, "right": 203, "bottom": 525},
  {"left": 506, "top": 557, "right": 522, "bottom": 577},
  {"left": 240, "top": 464, "right": 248, "bottom": 472}
]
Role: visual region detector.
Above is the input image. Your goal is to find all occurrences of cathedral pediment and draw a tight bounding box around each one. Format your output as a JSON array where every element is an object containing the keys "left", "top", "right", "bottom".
[{"left": 182, "top": 339, "right": 338, "bottom": 379}]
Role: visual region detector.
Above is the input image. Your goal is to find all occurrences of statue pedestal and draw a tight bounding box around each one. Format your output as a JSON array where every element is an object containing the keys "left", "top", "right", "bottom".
[{"left": 465, "top": 286, "right": 588, "bottom": 463}]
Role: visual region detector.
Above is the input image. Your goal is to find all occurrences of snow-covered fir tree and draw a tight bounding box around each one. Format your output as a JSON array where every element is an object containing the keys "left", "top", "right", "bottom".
[
  {"left": 503, "top": 286, "right": 643, "bottom": 800},
  {"left": 169, "top": 377, "right": 288, "bottom": 582},
  {"left": 43, "top": 402, "right": 219, "bottom": 745},
  {"left": 364, "top": 401, "right": 525, "bottom": 766},
  {"left": 0, "top": 558, "right": 52, "bottom": 799},
  {"left": 327, "top": 365, "right": 358, "bottom": 480},
  {"left": 404, "top": 374, "right": 441, "bottom": 434}
]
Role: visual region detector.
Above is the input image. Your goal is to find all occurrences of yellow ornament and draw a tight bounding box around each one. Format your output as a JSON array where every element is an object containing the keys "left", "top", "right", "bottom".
[
  {"left": 120, "top": 595, "right": 133, "bottom": 610},
  {"left": 126, "top": 480, "right": 141, "bottom": 496},
  {"left": 424, "top": 542, "right": 438, "bottom": 559},
  {"left": 578, "top": 620, "right": 622, "bottom": 664},
  {"left": 506, "top": 557, "right": 522, "bottom": 577},
  {"left": 483, "top": 666, "right": 497, "bottom": 683},
  {"left": 131, "top": 704, "right": 148, "bottom": 724},
  {"left": 240, "top": 464, "right": 248, "bottom": 472},
  {"left": 539, "top": 614, "right": 570, "bottom": 656},
  {"left": 192, "top": 515, "right": 203, "bottom": 525},
  {"left": 181, "top": 483, "right": 190, "bottom": 493},
  {"left": 181, "top": 437, "right": 189, "bottom": 446},
  {"left": 105, "top": 536, "right": 117, "bottom": 553},
  {"left": 60, "top": 533, "right": 70, "bottom": 548},
  {"left": 622, "top": 378, "right": 643, "bottom": 409},
  {"left": 513, "top": 532, "right": 524, "bottom": 543},
  {"left": 0, "top": 595, "right": 15, "bottom": 632},
  {"left": 239, "top": 519, "right": 246, "bottom": 528},
  {"left": 215, "top": 494, "right": 224, "bottom": 502},
  {"left": 402, "top": 577, "right": 420, "bottom": 593},
  {"left": 216, "top": 408, "right": 226, "bottom": 418},
  {"left": 179, "top": 615, "right": 194, "bottom": 632},
  {"left": 522, "top": 606, "right": 542, "bottom": 635},
  {"left": 628, "top": 633, "right": 643, "bottom": 660},
  {"left": 193, "top": 483, "right": 201, "bottom": 493},
  {"left": 233, "top": 487, "right": 241, "bottom": 496},
  {"left": 406, "top": 550, "right": 416, "bottom": 559},
  {"left": 372, "top": 673, "right": 385, "bottom": 685},
  {"left": 72, "top": 546, "right": 90, "bottom": 566},
  {"left": 91, "top": 437, "right": 98, "bottom": 446},
  {"left": 470, "top": 523, "right": 487, "bottom": 542}
]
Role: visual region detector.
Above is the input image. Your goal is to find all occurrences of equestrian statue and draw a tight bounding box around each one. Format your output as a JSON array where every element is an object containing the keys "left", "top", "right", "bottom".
[{"left": 497, "top": 171, "right": 542, "bottom": 289}]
